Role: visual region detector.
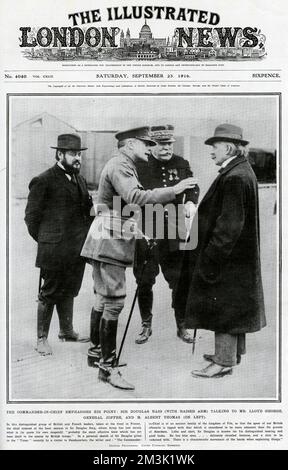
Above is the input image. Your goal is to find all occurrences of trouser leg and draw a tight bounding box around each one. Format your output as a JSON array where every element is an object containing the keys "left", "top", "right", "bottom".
[
  {"left": 134, "top": 240, "right": 158, "bottom": 327},
  {"left": 134, "top": 284, "right": 154, "bottom": 344},
  {"left": 134, "top": 240, "right": 158, "bottom": 344},
  {"left": 159, "top": 245, "right": 195, "bottom": 343},
  {"left": 237, "top": 333, "right": 246, "bottom": 363},
  {"left": 214, "top": 333, "right": 238, "bottom": 367},
  {"left": 137, "top": 285, "right": 153, "bottom": 327},
  {"left": 204, "top": 333, "right": 245, "bottom": 365}
]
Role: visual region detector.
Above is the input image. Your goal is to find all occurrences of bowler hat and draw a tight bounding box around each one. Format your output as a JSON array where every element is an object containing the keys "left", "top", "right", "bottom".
[
  {"left": 151, "top": 125, "right": 176, "bottom": 143},
  {"left": 115, "top": 127, "right": 156, "bottom": 146},
  {"left": 51, "top": 134, "right": 87, "bottom": 151},
  {"left": 205, "top": 124, "right": 249, "bottom": 146}
]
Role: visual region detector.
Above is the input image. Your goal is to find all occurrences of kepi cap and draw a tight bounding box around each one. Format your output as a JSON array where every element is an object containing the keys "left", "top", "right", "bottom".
[
  {"left": 205, "top": 124, "right": 249, "bottom": 146},
  {"left": 151, "top": 125, "right": 176, "bottom": 143},
  {"left": 115, "top": 126, "right": 156, "bottom": 146}
]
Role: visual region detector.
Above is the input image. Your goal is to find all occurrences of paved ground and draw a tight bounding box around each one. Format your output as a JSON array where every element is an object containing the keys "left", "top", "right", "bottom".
[{"left": 9, "top": 186, "right": 278, "bottom": 401}]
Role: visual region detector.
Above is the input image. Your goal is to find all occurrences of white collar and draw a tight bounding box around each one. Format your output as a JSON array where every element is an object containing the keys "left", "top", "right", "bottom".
[
  {"left": 57, "top": 161, "right": 66, "bottom": 171},
  {"left": 57, "top": 161, "right": 72, "bottom": 180},
  {"left": 221, "top": 155, "right": 238, "bottom": 169}
]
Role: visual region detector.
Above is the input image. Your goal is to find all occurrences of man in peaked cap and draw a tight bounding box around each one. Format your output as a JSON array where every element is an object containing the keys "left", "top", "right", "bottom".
[
  {"left": 81, "top": 126, "right": 198, "bottom": 390},
  {"left": 133, "top": 125, "right": 200, "bottom": 345},
  {"left": 25, "top": 133, "right": 93, "bottom": 356},
  {"left": 175, "top": 123, "right": 266, "bottom": 378}
]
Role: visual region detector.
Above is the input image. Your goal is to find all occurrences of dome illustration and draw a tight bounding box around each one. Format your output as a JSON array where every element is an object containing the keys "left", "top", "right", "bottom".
[{"left": 139, "top": 20, "right": 152, "bottom": 39}]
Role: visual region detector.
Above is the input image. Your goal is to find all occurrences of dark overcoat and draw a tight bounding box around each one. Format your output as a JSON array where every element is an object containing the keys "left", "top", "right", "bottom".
[
  {"left": 25, "top": 164, "right": 93, "bottom": 271},
  {"left": 175, "top": 155, "right": 266, "bottom": 334}
]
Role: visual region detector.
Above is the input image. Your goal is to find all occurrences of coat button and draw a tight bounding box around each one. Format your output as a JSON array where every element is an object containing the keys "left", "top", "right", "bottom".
[
  {"left": 163, "top": 179, "right": 166, "bottom": 182},
  {"left": 161, "top": 166, "right": 165, "bottom": 170},
  {"left": 213, "top": 297, "right": 217, "bottom": 301},
  {"left": 162, "top": 173, "right": 166, "bottom": 176},
  {"left": 163, "top": 184, "right": 167, "bottom": 187}
]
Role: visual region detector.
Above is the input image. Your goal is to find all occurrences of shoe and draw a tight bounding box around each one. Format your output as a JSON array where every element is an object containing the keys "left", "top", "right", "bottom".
[
  {"left": 177, "top": 328, "right": 195, "bottom": 344},
  {"left": 203, "top": 353, "right": 241, "bottom": 365},
  {"left": 58, "top": 330, "right": 90, "bottom": 342},
  {"left": 36, "top": 337, "right": 52, "bottom": 356},
  {"left": 191, "top": 362, "right": 233, "bottom": 378},
  {"left": 135, "top": 326, "right": 152, "bottom": 344},
  {"left": 98, "top": 365, "right": 135, "bottom": 390}
]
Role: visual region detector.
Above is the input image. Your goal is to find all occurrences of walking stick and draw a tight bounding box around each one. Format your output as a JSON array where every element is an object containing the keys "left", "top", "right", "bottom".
[
  {"left": 192, "top": 329, "right": 197, "bottom": 355},
  {"left": 115, "top": 238, "right": 157, "bottom": 367}
]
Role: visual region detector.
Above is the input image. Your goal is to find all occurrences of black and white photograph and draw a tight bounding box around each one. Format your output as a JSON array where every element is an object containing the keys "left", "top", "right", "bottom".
[{"left": 8, "top": 93, "right": 279, "bottom": 402}]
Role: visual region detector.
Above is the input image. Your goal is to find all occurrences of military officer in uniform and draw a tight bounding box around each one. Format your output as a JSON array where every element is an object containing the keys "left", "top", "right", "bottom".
[
  {"left": 81, "top": 126, "right": 198, "bottom": 390},
  {"left": 133, "top": 125, "right": 199, "bottom": 345},
  {"left": 25, "top": 134, "right": 93, "bottom": 356}
]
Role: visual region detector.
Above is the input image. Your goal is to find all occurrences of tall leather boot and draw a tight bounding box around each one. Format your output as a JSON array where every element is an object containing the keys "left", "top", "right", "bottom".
[
  {"left": 36, "top": 300, "right": 54, "bottom": 355},
  {"left": 87, "top": 308, "right": 103, "bottom": 367},
  {"left": 98, "top": 318, "right": 135, "bottom": 390},
  {"left": 135, "top": 285, "right": 153, "bottom": 344},
  {"left": 56, "top": 297, "right": 89, "bottom": 342}
]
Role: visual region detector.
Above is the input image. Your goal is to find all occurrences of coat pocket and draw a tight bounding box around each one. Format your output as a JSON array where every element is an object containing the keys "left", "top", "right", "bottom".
[
  {"left": 197, "top": 253, "right": 222, "bottom": 285},
  {"left": 97, "top": 237, "right": 135, "bottom": 265}
]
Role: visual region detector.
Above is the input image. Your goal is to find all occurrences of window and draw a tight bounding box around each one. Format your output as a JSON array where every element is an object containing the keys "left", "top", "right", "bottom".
[{"left": 31, "top": 118, "right": 43, "bottom": 128}]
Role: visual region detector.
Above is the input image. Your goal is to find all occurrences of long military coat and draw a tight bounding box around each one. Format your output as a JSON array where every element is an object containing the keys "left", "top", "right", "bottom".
[
  {"left": 25, "top": 164, "right": 93, "bottom": 271},
  {"left": 175, "top": 155, "right": 266, "bottom": 334}
]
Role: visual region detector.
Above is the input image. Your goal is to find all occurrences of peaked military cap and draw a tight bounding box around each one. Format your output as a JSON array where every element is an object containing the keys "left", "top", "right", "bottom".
[
  {"left": 115, "top": 126, "right": 156, "bottom": 146},
  {"left": 115, "top": 127, "right": 156, "bottom": 146}
]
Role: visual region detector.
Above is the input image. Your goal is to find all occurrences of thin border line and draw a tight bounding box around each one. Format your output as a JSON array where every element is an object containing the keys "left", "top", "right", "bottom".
[{"left": 6, "top": 91, "right": 282, "bottom": 404}]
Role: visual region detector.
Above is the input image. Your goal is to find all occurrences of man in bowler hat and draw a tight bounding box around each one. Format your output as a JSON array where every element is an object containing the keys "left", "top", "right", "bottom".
[
  {"left": 133, "top": 125, "right": 199, "bottom": 345},
  {"left": 81, "top": 126, "right": 198, "bottom": 390},
  {"left": 175, "top": 124, "right": 266, "bottom": 378},
  {"left": 25, "top": 134, "right": 93, "bottom": 355}
]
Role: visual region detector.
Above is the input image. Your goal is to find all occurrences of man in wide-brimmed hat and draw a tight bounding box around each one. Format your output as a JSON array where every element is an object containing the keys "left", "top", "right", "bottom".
[
  {"left": 25, "top": 133, "right": 93, "bottom": 356},
  {"left": 175, "top": 123, "right": 266, "bottom": 378}
]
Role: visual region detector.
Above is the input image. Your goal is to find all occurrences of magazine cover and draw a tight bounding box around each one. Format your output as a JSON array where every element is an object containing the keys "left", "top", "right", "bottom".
[{"left": 0, "top": 0, "right": 287, "bottom": 456}]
